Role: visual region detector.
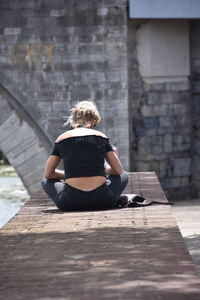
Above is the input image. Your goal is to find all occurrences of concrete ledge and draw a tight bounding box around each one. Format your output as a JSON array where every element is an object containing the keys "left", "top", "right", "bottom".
[{"left": 0, "top": 172, "right": 200, "bottom": 299}]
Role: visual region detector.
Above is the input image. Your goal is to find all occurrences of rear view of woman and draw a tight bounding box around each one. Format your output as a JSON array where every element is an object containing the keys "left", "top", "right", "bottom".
[{"left": 42, "top": 100, "right": 128, "bottom": 211}]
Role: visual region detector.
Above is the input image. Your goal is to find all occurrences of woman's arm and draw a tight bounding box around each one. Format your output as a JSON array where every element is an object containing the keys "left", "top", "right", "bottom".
[
  {"left": 105, "top": 151, "right": 123, "bottom": 175},
  {"left": 44, "top": 155, "right": 65, "bottom": 180}
]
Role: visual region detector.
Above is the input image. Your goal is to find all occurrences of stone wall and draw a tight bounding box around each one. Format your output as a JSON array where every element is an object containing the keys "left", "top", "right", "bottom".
[
  {"left": 0, "top": 1, "right": 200, "bottom": 199},
  {"left": 0, "top": 0, "right": 130, "bottom": 177},
  {"left": 128, "top": 19, "right": 193, "bottom": 199},
  {"left": 191, "top": 20, "right": 200, "bottom": 197},
  {"left": 0, "top": 91, "right": 49, "bottom": 194}
]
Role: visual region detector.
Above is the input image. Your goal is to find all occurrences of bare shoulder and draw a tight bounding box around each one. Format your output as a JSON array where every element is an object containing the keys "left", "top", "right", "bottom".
[
  {"left": 55, "top": 129, "right": 109, "bottom": 142},
  {"left": 55, "top": 130, "right": 74, "bottom": 142},
  {"left": 94, "top": 130, "right": 108, "bottom": 138}
]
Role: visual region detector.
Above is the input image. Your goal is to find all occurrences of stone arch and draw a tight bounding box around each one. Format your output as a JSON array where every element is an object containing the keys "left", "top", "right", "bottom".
[{"left": 0, "top": 73, "right": 56, "bottom": 195}]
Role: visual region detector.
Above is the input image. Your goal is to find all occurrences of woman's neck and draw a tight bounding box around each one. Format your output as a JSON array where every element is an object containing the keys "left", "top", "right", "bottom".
[{"left": 74, "top": 123, "right": 95, "bottom": 129}]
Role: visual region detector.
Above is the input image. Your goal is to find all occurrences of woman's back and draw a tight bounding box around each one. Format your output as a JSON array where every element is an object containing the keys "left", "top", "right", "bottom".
[
  {"left": 42, "top": 100, "right": 127, "bottom": 211},
  {"left": 52, "top": 128, "right": 113, "bottom": 182}
]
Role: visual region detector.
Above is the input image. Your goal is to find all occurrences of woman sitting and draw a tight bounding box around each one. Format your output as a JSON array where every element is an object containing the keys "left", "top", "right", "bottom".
[{"left": 41, "top": 100, "right": 128, "bottom": 211}]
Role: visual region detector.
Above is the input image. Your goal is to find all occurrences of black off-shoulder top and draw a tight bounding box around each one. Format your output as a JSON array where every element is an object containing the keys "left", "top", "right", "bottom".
[{"left": 51, "top": 135, "right": 114, "bottom": 179}]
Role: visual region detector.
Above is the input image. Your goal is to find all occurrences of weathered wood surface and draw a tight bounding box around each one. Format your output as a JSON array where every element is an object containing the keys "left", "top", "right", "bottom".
[{"left": 0, "top": 172, "right": 200, "bottom": 300}]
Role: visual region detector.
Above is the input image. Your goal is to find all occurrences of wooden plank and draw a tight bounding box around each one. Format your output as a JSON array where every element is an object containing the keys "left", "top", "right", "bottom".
[{"left": 0, "top": 172, "right": 200, "bottom": 300}]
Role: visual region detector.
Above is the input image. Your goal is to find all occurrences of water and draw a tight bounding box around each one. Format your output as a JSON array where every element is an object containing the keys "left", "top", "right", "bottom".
[{"left": 0, "top": 165, "right": 29, "bottom": 228}]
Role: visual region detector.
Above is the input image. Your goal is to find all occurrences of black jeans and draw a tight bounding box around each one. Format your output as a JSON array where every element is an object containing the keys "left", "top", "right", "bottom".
[{"left": 41, "top": 172, "right": 129, "bottom": 211}]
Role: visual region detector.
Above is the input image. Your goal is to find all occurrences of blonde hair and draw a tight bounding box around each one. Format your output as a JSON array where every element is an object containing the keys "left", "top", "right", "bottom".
[{"left": 65, "top": 100, "right": 101, "bottom": 128}]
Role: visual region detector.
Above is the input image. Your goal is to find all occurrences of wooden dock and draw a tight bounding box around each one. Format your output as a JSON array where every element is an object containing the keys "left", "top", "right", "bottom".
[{"left": 0, "top": 172, "right": 200, "bottom": 300}]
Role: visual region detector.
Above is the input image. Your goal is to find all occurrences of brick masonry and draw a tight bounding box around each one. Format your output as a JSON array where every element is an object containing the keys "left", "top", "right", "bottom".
[
  {"left": 0, "top": 0, "right": 129, "bottom": 173},
  {"left": 191, "top": 21, "right": 200, "bottom": 196},
  {"left": 128, "top": 19, "right": 200, "bottom": 200},
  {"left": 0, "top": 1, "right": 199, "bottom": 199}
]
